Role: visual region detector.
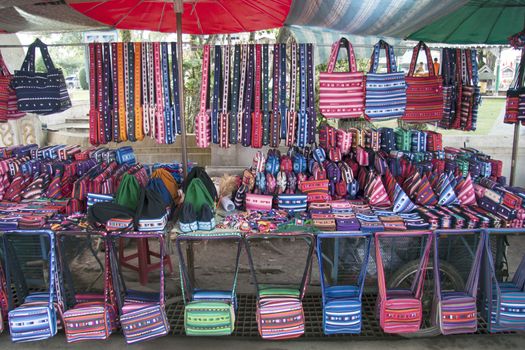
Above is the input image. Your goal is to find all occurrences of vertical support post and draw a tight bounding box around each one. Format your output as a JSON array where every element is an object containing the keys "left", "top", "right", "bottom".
[
  {"left": 510, "top": 122, "right": 520, "bottom": 186},
  {"left": 174, "top": 0, "right": 188, "bottom": 179}
]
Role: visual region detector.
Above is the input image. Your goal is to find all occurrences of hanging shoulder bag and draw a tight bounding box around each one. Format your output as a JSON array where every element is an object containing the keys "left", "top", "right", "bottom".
[{"left": 0, "top": 51, "right": 25, "bottom": 121}]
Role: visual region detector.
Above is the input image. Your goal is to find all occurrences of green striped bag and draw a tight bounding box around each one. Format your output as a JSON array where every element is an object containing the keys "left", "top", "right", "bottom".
[{"left": 177, "top": 232, "right": 242, "bottom": 336}]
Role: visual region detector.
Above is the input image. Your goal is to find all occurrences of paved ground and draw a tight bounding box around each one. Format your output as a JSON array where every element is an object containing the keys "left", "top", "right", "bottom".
[{"left": 0, "top": 333, "right": 524, "bottom": 350}]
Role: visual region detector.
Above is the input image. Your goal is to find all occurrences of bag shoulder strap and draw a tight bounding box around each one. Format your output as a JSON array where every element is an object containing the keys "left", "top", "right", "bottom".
[
  {"left": 327, "top": 37, "right": 357, "bottom": 73},
  {"left": 0, "top": 50, "right": 11, "bottom": 77},
  {"left": 408, "top": 41, "right": 435, "bottom": 77},
  {"left": 21, "top": 39, "right": 56, "bottom": 73},
  {"left": 369, "top": 40, "right": 397, "bottom": 73}
]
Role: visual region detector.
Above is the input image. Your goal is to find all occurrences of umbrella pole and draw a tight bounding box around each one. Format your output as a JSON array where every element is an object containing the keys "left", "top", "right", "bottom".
[
  {"left": 175, "top": 4, "right": 189, "bottom": 179},
  {"left": 510, "top": 123, "right": 520, "bottom": 186}
]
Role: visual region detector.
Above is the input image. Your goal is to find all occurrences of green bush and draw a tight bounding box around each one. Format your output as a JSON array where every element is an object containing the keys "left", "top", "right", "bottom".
[{"left": 79, "top": 67, "right": 88, "bottom": 90}]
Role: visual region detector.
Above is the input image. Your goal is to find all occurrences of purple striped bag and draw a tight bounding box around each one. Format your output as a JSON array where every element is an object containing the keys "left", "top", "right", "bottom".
[
  {"left": 433, "top": 230, "right": 484, "bottom": 335},
  {"left": 319, "top": 38, "right": 364, "bottom": 119}
]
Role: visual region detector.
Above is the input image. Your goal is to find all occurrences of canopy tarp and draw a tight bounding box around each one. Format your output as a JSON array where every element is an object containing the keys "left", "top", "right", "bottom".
[
  {"left": 0, "top": 0, "right": 107, "bottom": 33},
  {"left": 407, "top": 0, "right": 525, "bottom": 44},
  {"left": 284, "top": 0, "right": 468, "bottom": 38}
]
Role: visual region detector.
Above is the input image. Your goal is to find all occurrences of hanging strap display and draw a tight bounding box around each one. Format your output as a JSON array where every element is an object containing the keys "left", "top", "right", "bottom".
[
  {"left": 279, "top": 43, "right": 287, "bottom": 140},
  {"left": 125, "top": 43, "right": 136, "bottom": 142},
  {"left": 262, "top": 44, "right": 270, "bottom": 146},
  {"left": 297, "top": 43, "right": 308, "bottom": 148},
  {"left": 270, "top": 44, "right": 281, "bottom": 148},
  {"left": 211, "top": 45, "right": 221, "bottom": 144},
  {"left": 101, "top": 43, "right": 112, "bottom": 144},
  {"left": 242, "top": 44, "right": 254, "bottom": 147},
  {"left": 133, "top": 42, "right": 143, "bottom": 141},
  {"left": 171, "top": 42, "right": 182, "bottom": 135},
  {"left": 196, "top": 44, "right": 211, "bottom": 148},
  {"left": 306, "top": 43, "right": 316, "bottom": 144},
  {"left": 141, "top": 43, "right": 150, "bottom": 136},
  {"left": 251, "top": 44, "right": 263, "bottom": 148},
  {"left": 237, "top": 45, "right": 248, "bottom": 145},
  {"left": 161, "top": 42, "right": 174, "bottom": 144},
  {"left": 154, "top": 42, "right": 165, "bottom": 144},
  {"left": 117, "top": 43, "right": 127, "bottom": 142},
  {"left": 111, "top": 43, "right": 120, "bottom": 142},
  {"left": 229, "top": 45, "right": 240, "bottom": 144},
  {"left": 96, "top": 44, "right": 105, "bottom": 144},
  {"left": 286, "top": 40, "right": 297, "bottom": 147},
  {"left": 88, "top": 43, "right": 99, "bottom": 146},
  {"left": 220, "top": 45, "right": 230, "bottom": 148},
  {"left": 147, "top": 43, "right": 156, "bottom": 139}
]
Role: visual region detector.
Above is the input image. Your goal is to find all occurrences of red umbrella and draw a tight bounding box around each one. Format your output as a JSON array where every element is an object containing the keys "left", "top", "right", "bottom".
[{"left": 67, "top": 0, "right": 293, "bottom": 34}]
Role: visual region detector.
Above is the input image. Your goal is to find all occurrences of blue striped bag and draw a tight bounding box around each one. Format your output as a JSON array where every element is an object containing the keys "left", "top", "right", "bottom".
[
  {"left": 278, "top": 194, "right": 307, "bottom": 213},
  {"left": 317, "top": 233, "right": 371, "bottom": 334},
  {"left": 117, "top": 233, "right": 169, "bottom": 344},
  {"left": 177, "top": 233, "right": 242, "bottom": 336},
  {"left": 3, "top": 230, "right": 62, "bottom": 342},
  {"left": 365, "top": 40, "right": 406, "bottom": 120}
]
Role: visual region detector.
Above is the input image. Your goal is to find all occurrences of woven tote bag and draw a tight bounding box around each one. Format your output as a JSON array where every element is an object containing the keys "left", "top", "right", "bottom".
[
  {"left": 0, "top": 51, "right": 25, "bottom": 122},
  {"left": 317, "top": 233, "right": 371, "bottom": 334},
  {"left": 245, "top": 232, "right": 315, "bottom": 340},
  {"left": 177, "top": 233, "right": 242, "bottom": 336},
  {"left": 365, "top": 40, "right": 406, "bottom": 120},
  {"left": 319, "top": 38, "right": 364, "bottom": 119},
  {"left": 505, "top": 48, "right": 525, "bottom": 124},
  {"left": 402, "top": 41, "right": 443, "bottom": 123},
  {"left": 376, "top": 231, "right": 433, "bottom": 334},
  {"left": 11, "top": 39, "right": 71, "bottom": 115}
]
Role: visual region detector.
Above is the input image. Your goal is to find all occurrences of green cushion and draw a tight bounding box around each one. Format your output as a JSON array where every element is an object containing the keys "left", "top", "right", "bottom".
[
  {"left": 184, "top": 301, "right": 234, "bottom": 336},
  {"left": 258, "top": 287, "right": 300, "bottom": 299}
]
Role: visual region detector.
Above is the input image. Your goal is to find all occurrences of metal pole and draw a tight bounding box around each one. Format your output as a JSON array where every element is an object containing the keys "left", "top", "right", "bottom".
[
  {"left": 175, "top": 0, "right": 188, "bottom": 179},
  {"left": 494, "top": 47, "right": 502, "bottom": 96},
  {"left": 510, "top": 122, "right": 520, "bottom": 186}
]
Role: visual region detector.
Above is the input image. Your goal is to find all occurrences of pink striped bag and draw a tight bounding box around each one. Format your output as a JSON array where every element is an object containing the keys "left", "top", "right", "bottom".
[{"left": 319, "top": 38, "right": 365, "bottom": 119}]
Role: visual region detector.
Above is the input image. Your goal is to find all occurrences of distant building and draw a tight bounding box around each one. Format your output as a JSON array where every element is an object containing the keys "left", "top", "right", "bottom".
[
  {"left": 500, "top": 66, "right": 515, "bottom": 91},
  {"left": 478, "top": 65, "right": 496, "bottom": 93}
]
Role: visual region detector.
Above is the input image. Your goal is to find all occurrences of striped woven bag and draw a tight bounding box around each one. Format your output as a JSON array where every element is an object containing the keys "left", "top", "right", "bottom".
[
  {"left": 61, "top": 235, "right": 118, "bottom": 343},
  {"left": 0, "top": 51, "right": 25, "bottom": 122},
  {"left": 4, "top": 230, "right": 62, "bottom": 342},
  {"left": 177, "top": 233, "right": 242, "bottom": 336},
  {"left": 317, "top": 233, "right": 371, "bottom": 334},
  {"left": 365, "top": 40, "right": 406, "bottom": 121},
  {"left": 376, "top": 231, "right": 433, "bottom": 333},
  {"left": 246, "top": 232, "right": 315, "bottom": 340},
  {"left": 481, "top": 231, "right": 525, "bottom": 333},
  {"left": 118, "top": 233, "right": 169, "bottom": 344},
  {"left": 402, "top": 41, "right": 443, "bottom": 123},
  {"left": 319, "top": 38, "right": 364, "bottom": 119},
  {"left": 433, "top": 230, "right": 484, "bottom": 335},
  {"left": 0, "top": 255, "right": 7, "bottom": 334}
]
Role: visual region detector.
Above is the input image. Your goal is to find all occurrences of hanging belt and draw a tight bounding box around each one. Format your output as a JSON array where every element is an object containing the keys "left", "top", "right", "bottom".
[
  {"left": 251, "top": 44, "right": 262, "bottom": 148},
  {"left": 111, "top": 43, "right": 120, "bottom": 142},
  {"left": 262, "top": 44, "right": 270, "bottom": 146},
  {"left": 141, "top": 43, "right": 150, "bottom": 136},
  {"left": 297, "top": 43, "right": 308, "bottom": 148},
  {"left": 154, "top": 42, "right": 165, "bottom": 143},
  {"left": 162, "top": 42, "right": 174, "bottom": 144},
  {"left": 96, "top": 44, "right": 105, "bottom": 144},
  {"left": 306, "top": 44, "right": 316, "bottom": 144},
  {"left": 126, "top": 42, "right": 136, "bottom": 142},
  {"left": 134, "top": 42, "right": 144, "bottom": 141},
  {"left": 279, "top": 43, "right": 287, "bottom": 140},
  {"left": 212, "top": 45, "right": 221, "bottom": 144},
  {"left": 237, "top": 45, "right": 248, "bottom": 145},
  {"left": 220, "top": 45, "right": 230, "bottom": 148},
  {"left": 117, "top": 43, "right": 127, "bottom": 142},
  {"left": 147, "top": 43, "right": 156, "bottom": 139},
  {"left": 270, "top": 44, "right": 280, "bottom": 148},
  {"left": 88, "top": 43, "right": 99, "bottom": 146},
  {"left": 171, "top": 42, "right": 182, "bottom": 135},
  {"left": 242, "top": 44, "right": 254, "bottom": 147},
  {"left": 230, "top": 45, "right": 240, "bottom": 144},
  {"left": 102, "top": 43, "right": 112, "bottom": 144},
  {"left": 196, "top": 44, "right": 211, "bottom": 148},
  {"left": 286, "top": 41, "right": 297, "bottom": 147}
]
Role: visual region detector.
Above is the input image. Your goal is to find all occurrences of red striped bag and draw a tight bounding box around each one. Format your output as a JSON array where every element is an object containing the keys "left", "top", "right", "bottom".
[
  {"left": 402, "top": 41, "right": 443, "bottom": 123},
  {"left": 319, "top": 38, "right": 364, "bottom": 119},
  {"left": 0, "top": 51, "right": 25, "bottom": 122}
]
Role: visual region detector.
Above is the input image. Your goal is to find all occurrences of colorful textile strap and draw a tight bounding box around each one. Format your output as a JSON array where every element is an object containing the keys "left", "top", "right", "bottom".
[
  {"left": 237, "top": 45, "right": 248, "bottom": 145},
  {"left": 141, "top": 43, "right": 150, "bottom": 136},
  {"left": 111, "top": 43, "right": 120, "bottom": 142},
  {"left": 262, "top": 44, "right": 270, "bottom": 146},
  {"left": 101, "top": 43, "right": 112, "bottom": 143},
  {"left": 270, "top": 44, "right": 281, "bottom": 148},
  {"left": 196, "top": 44, "right": 211, "bottom": 148},
  {"left": 251, "top": 44, "right": 263, "bottom": 148},
  {"left": 279, "top": 43, "right": 287, "bottom": 140},
  {"left": 96, "top": 44, "right": 104, "bottom": 144},
  {"left": 171, "top": 42, "right": 182, "bottom": 135},
  {"left": 134, "top": 42, "right": 144, "bottom": 141},
  {"left": 307, "top": 44, "right": 316, "bottom": 144},
  {"left": 212, "top": 45, "right": 221, "bottom": 144},
  {"left": 220, "top": 45, "right": 230, "bottom": 148},
  {"left": 286, "top": 41, "right": 297, "bottom": 147},
  {"left": 230, "top": 45, "right": 240, "bottom": 144},
  {"left": 117, "top": 43, "right": 127, "bottom": 142},
  {"left": 161, "top": 42, "right": 174, "bottom": 144},
  {"left": 88, "top": 43, "right": 99, "bottom": 146},
  {"left": 297, "top": 43, "right": 308, "bottom": 148},
  {"left": 242, "top": 44, "right": 254, "bottom": 147},
  {"left": 154, "top": 42, "right": 165, "bottom": 143}
]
